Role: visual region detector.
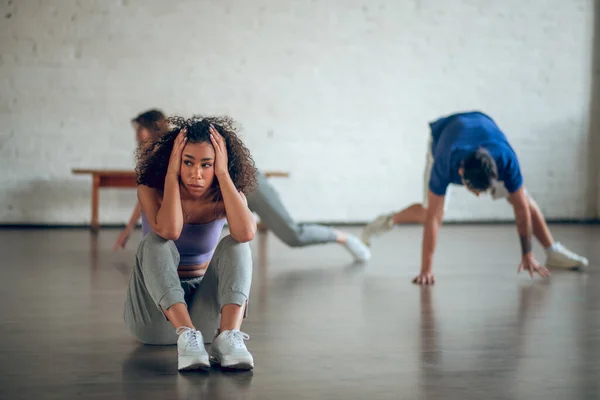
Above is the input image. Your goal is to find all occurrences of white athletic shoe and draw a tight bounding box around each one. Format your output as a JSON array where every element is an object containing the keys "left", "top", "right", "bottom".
[
  {"left": 545, "top": 242, "right": 589, "bottom": 270},
  {"left": 209, "top": 330, "right": 254, "bottom": 370},
  {"left": 361, "top": 214, "right": 395, "bottom": 246},
  {"left": 343, "top": 235, "right": 371, "bottom": 262},
  {"left": 176, "top": 327, "right": 210, "bottom": 371}
]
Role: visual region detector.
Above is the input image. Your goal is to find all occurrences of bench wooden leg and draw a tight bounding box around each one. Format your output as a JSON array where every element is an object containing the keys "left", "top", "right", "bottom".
[
  {"left": 257, "top": 222, "right": 268, "bottom": 264},
  {"left": 257, "top": 222, "right": 268, "bottom": 233},
  {"left": 91, "top": 175, "right": 100, "bottom": 233}
]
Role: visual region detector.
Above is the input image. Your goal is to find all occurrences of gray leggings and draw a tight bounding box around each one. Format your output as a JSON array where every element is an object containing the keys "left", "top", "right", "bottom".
[
  {"left": 124, "top": 232, "right": 252, "bottom": 345},
  {"left": 247, "top": 171, "right": 337, "bottom": 247}
]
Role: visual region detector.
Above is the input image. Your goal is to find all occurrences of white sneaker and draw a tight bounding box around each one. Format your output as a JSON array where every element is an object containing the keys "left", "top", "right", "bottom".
[
  {"left": 176, "top": 327, "right": 210, "bottom": 371},
  {"left": 342, "top": 235, "right": 371, "bottom": 262},
  {"left": 361, "top": 214, "right": 394, "bottom": 246},
  {"left": 209, "top": 330, "right": 254, "bottom": 370},
  {"left": 545, "top": 242, "right": 589, "bottom": 270}
]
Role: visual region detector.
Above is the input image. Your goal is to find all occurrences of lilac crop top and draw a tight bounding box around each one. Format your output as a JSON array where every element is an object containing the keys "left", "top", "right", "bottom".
[{"left": 141, "top": 213, "right": 226, "bottom": 265}]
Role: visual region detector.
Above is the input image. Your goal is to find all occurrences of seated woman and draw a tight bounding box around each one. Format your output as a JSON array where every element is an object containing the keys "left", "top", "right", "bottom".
[{"left": 124, "top": 115, "right": 258, "bottom": 372}]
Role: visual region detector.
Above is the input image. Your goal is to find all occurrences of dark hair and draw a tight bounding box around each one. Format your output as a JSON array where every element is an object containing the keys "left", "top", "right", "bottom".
[
  {"left": 132, "top": 109, "right": 167, "bottom": 140},
  {"left": 461, "top": 148, "right": 498, "bottom": 191},
  {"left": 136, "top": 115, "right": 258, "bottom": 197}
]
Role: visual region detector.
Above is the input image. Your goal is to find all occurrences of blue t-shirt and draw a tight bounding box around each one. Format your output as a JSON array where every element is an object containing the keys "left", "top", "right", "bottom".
[{"left": 428, "top": 111, "right": 523, "bottom": 196}]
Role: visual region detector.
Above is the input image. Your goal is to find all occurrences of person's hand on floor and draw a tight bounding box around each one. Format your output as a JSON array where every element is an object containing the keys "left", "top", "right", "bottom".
[{"left": 114, "top": 227, "right": 132, "bottom": 251}]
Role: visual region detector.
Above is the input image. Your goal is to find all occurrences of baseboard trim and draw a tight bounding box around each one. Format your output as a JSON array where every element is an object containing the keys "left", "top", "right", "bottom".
[
  {"left": 0, "top": 219, "right": 598, "bottom": 230},
  {"left": 320, "top": 219, "right": 600, "bottom": 226}
]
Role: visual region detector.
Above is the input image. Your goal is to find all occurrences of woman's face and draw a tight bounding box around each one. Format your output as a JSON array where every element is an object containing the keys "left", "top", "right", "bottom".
[
  {"left": 179, "top": 140, "right": 216, "bottom": 198},
  {"left": 134, "top": 122, "right": 152, "bottom": 145}
]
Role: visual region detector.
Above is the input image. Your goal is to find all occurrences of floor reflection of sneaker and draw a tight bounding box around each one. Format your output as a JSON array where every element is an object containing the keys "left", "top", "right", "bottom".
[
  {"left": 176, "top": 327, "right": 210, "bottom": 371},
  {"left": 209, "top": 330, "right": 254, "bottom": 370},
  {"left": 361, "top": 214, "right": 394, "bottom": 246},
  {"left": 545, "top": 242, "right": 589, "bottom": 270}
]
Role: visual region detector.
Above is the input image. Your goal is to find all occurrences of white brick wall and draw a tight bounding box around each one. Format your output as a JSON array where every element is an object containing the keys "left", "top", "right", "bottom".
[
  {"left": 0, "top": 0, "right": 596, "bottom": 224},
  {"left": 594, "top": 2, "right": 600, "bottom": 218}
]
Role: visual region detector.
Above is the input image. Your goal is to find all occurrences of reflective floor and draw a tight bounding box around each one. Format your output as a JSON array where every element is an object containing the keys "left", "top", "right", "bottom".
[{"left": 0, "top": 224, "right": 598, "bottom": 399}]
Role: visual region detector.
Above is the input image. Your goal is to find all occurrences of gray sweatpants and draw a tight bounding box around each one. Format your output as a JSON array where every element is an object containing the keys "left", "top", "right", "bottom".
[
  {"left": 246, "top": 171, "right": 337, "bottom": 247},
  {"left": 124, "top": 231, "right": 252, "bottom": 345}
]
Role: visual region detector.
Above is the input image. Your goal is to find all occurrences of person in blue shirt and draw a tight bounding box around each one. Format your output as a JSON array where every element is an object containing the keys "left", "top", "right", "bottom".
[{"left": 362, "top": 111, "right": 588, "bottom": 284}]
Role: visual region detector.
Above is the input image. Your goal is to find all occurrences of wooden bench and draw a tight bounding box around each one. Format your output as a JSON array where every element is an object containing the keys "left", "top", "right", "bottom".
[{"left": 72, "top": 168, "right": 289, "bottom": 232}]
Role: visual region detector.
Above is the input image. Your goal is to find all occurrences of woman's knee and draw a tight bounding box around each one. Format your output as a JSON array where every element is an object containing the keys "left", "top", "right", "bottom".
[
  {"left": 212, "top": 235, "right": 253, "bottom": 280},
  {"left": 137, "top": 232, "right": 179, "bottom": 267},
  {"left": 139, "top": 231, "right": 170, "bottom": 249},
  {"left": 215, "top": 234, "right": 252, "bottom": 258}
]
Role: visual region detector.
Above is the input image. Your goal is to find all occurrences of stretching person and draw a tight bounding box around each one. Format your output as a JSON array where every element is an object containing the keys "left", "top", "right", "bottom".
[
  {"left": 247, "top": 170, "right": 371, "bottom": 262},
  {"left": 124, "top": 115, "right": 258, "bottom": 371},
  {"left": 114, "top": 109, "right": 167, "bottom": 251},
  {"left": 362, "top": 111, "right": 588, "bottom": 284}
]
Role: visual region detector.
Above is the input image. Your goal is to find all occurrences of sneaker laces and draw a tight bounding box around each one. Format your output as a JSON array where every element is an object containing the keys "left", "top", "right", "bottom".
[
  {"left": 176, "top": 327, "right": 202, "bottom": 349},
  {"left": 224, "top": 330, "right": 250, "bottom": 350}
]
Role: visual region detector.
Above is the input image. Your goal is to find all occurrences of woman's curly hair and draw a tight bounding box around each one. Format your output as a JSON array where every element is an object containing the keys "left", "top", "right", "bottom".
[{"left": 136, "top": 115, "right": 258, "bottom": 196}]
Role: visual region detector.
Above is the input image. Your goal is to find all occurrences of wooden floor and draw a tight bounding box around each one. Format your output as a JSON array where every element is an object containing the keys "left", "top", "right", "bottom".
[{"left": 0, "top": 224, "right": 598, "bottom": 399}]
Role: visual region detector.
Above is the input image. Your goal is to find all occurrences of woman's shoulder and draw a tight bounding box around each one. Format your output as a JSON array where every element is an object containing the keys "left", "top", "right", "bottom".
[{"left": 137, "top": 184, "right": 163, "bottom": 203}]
